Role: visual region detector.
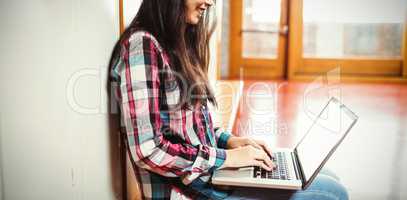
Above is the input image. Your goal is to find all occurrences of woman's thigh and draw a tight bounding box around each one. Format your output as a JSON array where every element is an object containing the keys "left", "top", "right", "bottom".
[{"left": 224, "top": 171, "right": 348, "bottom": 200}]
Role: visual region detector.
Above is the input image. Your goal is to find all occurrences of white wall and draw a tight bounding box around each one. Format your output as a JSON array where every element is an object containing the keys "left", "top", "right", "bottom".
[
  {"left": 0, "top": 0, "right": 121, "bottom": 200},
  {"left": 209, "top": 1, "right": 223, "bottom": 86},
  {"left": 0, "top": 121, "right": 3, "bottom": 199},
  {"left": 123, "top": 0, "right": 142, "bottom": 28}
]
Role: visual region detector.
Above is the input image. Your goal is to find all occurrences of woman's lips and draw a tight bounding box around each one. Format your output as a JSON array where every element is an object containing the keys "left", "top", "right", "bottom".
[
  {"left": 198, "top": 7, "right": 206, "bottom": 16},
  {"left": 198, "top": 10, "right": 204, "bottom": 18}
]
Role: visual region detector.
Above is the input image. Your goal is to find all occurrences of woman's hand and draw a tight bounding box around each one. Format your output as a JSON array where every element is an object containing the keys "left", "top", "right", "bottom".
[
  {"left": 220, "top": 145, "right": 275, "bottom": 171},
  {"left": 226, "top": 136, "right": 273, "bottom": 158}
]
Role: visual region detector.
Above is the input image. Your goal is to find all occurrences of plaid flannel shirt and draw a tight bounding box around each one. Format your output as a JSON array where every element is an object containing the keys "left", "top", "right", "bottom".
[{"left": 110, "top": 31, "right": 232, "bottom": 200}]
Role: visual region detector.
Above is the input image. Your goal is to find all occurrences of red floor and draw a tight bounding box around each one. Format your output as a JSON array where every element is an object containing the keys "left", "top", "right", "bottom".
[{"left": 232, "top": 80, "right": 407, "bottom": 200}]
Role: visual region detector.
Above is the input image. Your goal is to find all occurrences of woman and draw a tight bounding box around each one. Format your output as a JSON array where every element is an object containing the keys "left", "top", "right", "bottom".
[{"left": 108, "top": 0, "right": 349, "bottom": 199}]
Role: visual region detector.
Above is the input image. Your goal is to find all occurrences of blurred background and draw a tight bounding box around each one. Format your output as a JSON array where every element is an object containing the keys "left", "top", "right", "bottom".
[{"left": 0, "top": 0, "right": 406, "bottom": 200}]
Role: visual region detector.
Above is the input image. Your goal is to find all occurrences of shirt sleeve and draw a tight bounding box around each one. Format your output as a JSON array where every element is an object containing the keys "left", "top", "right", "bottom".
[
  {"left": 214, "top": 127, "right": 232, "bottom": 149},
  {"left": 118, "top": 33, "right": 226, "bottom": 184}
]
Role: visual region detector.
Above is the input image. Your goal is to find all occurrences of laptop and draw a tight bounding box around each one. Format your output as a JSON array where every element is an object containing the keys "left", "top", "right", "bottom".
[{"left": 212, "top": 97, "right": 358, "bottom": 190}]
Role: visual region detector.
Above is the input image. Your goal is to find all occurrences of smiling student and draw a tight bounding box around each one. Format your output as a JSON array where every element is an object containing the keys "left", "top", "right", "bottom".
[{"left": 108, "top": 0, "right": 348, "bottom": 199}]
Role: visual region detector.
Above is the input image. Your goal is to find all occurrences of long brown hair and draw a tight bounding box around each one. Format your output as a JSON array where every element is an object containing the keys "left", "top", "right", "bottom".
[{"left": 108, "top": 0, "right": 217, "bottom": 109}]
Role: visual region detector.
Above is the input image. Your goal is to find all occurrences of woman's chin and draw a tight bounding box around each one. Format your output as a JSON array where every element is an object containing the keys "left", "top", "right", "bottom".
[{"left": 187, "top": 17, "right": 200, "bottom": 25}]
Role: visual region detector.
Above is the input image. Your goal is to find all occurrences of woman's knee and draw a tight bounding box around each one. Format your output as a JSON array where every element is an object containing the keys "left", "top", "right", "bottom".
[
  {"left": 319, "top": 168, "right": 340, "bottom": 181},
  {"left": 299, "top": 175, "right": 349, "bottom": 200}
]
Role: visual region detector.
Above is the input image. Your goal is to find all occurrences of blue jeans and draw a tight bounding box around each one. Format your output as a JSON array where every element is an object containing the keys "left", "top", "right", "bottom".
[{"left": 224, "top": 169, "right": 348, "bottom": 200}]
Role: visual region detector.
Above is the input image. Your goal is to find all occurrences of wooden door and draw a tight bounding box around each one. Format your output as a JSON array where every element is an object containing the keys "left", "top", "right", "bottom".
[{"left": 229, "top": 0, "right": 289, "bottom": 79}]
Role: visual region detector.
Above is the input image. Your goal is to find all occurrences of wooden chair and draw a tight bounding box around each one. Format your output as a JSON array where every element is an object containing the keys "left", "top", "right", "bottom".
[
  {"left": 125, "top": 146, "right": 142, "bottom": 200},
  {"left": 120, "top": 80, "right": 243, "bottom": 200}
]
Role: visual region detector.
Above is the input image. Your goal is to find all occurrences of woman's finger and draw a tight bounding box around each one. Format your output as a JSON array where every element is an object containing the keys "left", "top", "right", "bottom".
[
  {"left": 252, "top": 160, "right": 272, "bottom": 171},
  {"left": 253, "top": 139, "right": 273, "bottom": 158},
  {"left": 261, "top": 152, "right": 275, "bottom": 169},
  {"left": 253, "top": 147, "right": 275, "bottom": 169}
]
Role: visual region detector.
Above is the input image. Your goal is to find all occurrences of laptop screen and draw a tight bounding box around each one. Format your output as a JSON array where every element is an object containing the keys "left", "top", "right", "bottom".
[{"left": 296, "top": 98, "right": 357, "bottom": 183}]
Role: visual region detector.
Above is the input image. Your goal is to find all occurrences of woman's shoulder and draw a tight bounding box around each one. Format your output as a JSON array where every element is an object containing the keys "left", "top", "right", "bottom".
[{"left": 127, "top": 30, "right": 164, "bottom": 53}]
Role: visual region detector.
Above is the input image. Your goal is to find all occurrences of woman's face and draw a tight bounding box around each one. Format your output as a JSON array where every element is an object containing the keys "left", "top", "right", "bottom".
[{"left": 185, "top": 0, "right": 214, "bottom": 24}]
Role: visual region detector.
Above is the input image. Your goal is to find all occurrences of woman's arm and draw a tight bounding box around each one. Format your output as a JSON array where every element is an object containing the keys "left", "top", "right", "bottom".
[
  {"left": 118, "top": 33, "right": 226, "bottom": 184},
  {"left": 211, "top": 119, "right": 273, "bottom": 157}
]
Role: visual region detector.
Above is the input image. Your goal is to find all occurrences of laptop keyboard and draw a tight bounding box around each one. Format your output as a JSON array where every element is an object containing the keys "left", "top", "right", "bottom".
[{"left": 253, "top": 152, "right": 293, "bottom": 180}]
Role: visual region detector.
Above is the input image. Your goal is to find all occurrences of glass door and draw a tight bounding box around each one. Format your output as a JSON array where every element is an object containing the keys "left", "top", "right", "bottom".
[
  {"left": 230, "top": 0, "right": 289, "bottom": 79},
  {"left": 288, "top": 0, "right": 407, "bottom": 81}
]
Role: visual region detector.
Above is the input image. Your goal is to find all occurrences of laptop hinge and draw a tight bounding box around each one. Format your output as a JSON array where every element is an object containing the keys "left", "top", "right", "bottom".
[
  {"left": 290, "top": 152, "right": 300, "bottom": 180},
  {"left": 293, "top": 149, "right": 306, "bottom": 186}
]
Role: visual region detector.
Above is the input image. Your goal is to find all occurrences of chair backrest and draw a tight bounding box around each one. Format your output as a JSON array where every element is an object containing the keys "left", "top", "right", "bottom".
[
  {"left": 126, "top": 149, "right": 142, "bottom": 200},
  {"left": 120, "top": 127, "right": 142, "bottom": 200}
]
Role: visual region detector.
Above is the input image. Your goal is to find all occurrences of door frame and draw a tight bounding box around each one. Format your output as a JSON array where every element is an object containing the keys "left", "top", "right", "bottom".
[
  {"left": 287, "top": 0, "right": 407, "bottom": 83},
  {"left": 229, "top": 0, "right": 289, "bottom": 79},
  {"left": 227, "top": 0, "right": 407, "bottom": 83}
]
